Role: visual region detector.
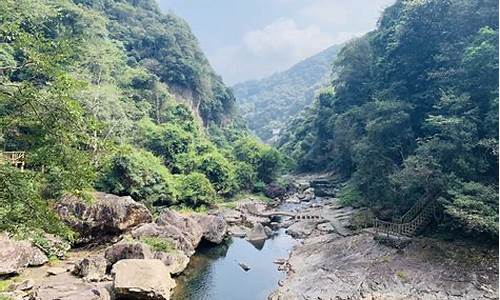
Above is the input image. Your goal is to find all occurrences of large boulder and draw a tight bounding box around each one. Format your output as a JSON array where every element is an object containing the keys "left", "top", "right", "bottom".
[
  {"left": 246, "top": 223, "right": 268, "bottom": 242},
  {"left": 131, "top": 223, "right": 197, "bottom": 256},
  {"left": 112, "top": 259, "right": 176, "bottom": 300},
  {"left": 56, "top": 192, "right": 152, "bottom": 243},
  {"left": 104, "top": 241, "right": 153, "bottom": 266},
  {"left": 195, "top": 214, "right": 227, "bottom": 244},
  {"left": 155, "top": 209, "right": 203, "bottom": 247},
  {"left": 0, "top": 235, "right": 48, "bottom": 275}
]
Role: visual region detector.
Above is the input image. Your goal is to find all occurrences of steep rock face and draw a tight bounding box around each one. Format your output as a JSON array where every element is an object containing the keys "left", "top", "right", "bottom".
[
  {"left": 85, "top": 0, "right": 235, "bottom": 125},
  {"left": 56, "top": 192, "right": 152, "bottom": 243},
  {"left": 0, "top": 235, "right": 48, "bottom": 275},
  {"left": 111, "top": 259, "right": 176, "bottom": 300}
]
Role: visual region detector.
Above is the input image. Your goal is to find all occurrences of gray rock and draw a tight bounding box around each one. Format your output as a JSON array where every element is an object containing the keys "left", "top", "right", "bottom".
[
  {"left": 228, "top": 225, "right": 247, "bottom": 238},
  {"left": 246, "top": 223, "right": 268, "bottom": 242},
  {"left": 31, "top": 273, "right": 111, "bottom": 300},
  {"left": 154, "top": 251, "right": 190, "bottom": 275},
  {"left": 73, "top": 256, "right": 107, "bottom": 282},
  {"left": 16, "top": 280, "right": 34, "bottom": 291},
  {"left": 56, "top": 192, "right": 153, "bottom": 243},
  {"left": 195, "top": 214, "right": 227, "bottom": 244},
  {"left": 104, "top": 241, "right": 153, "bottom": 266},
  {"left": 132, "top": 222, "right": 197, "bottom": 256},
  {"left": 156, "top": 209, "right": 203, "bottom": 247},
  {"left": 112, "top": 259, "right": 176, "bottom": 300},
  {"left": 46, "top": 267, "right": 67, "bottom": 276},
  {"left": 0, "top": 234, "right": 48, "bottom": 275}
]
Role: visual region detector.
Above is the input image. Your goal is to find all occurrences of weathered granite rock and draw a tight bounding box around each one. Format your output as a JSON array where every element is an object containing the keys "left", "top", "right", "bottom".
[
  {"left": 73, "top": 256, "right": 108, "bottom": 282},
  {"left": 228, "top": 225, "right": 247, "bottom": 238},
  {"left": 156, "top": 209, "right": 203, "bottom": 247},
  {"left": 31, "top": 273, "right": 111, "bottom": 300},
  {"left": 0, "top": 235, "right": 48, "bottom": 275},
  {"left": 131, "top": 223, "right": 197, "bottom": 256},
  {"left": 246, "top": 223, "right": 268, "bottom": 242},
  {"left": 112, "top": 259, "right": 176, "bottom": 300},
  {"left": 285, "top": 220, "right": 317, "bottom": 239},
  {"left": 154, "top": 251, "right": 190, "bottom": 275},
  {"left": 56, "top": 192, "right": 153, "bottom": 243},
  {"left": 104, "top": 241, "right": 153, "bottom": 266},
  {"left": 195, "top": 214, "right": 227, "bottom": 244}
]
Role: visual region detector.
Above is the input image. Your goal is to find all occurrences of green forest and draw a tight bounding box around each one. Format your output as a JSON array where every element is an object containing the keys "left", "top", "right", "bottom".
[
  {"left": 279, "top": 0, "right": 499, "bottom": 241},
  {"left": 0, "top": 0, "right": 283, "bottom": 241},
  {"left": 234, "top": 45, "right": 340, "bottom": 143}
]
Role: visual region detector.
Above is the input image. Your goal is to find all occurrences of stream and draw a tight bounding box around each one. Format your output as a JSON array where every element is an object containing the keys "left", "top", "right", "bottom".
[
  {"left": 171, "top": 199, "right": 307, "bottom": 300},
  {"left": 171, "top": 228, "right": 297, "bottom": 300}
]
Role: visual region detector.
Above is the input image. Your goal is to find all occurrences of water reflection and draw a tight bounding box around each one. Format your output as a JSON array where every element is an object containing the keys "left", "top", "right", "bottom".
[{"left": 172, "top": 229, "right": 296, "bottom": 300}]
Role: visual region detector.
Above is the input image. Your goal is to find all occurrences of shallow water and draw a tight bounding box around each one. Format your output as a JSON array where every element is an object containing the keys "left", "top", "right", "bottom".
[{"left": 171, "top": 228, "right": 297, "bottom": 300}]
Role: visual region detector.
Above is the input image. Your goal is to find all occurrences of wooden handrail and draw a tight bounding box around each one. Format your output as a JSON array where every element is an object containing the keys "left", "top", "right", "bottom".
[
  {"left": 2, "top": 151, "right": 26, "bottom": 170},
  {"left": 374, "top": 200, "right": 436, "bottom": 237}
]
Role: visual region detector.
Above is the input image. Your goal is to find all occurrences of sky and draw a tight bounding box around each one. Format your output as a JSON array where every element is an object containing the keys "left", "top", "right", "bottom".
[{"left": 157, "top": 0, "right": 395, "bottom": 85}]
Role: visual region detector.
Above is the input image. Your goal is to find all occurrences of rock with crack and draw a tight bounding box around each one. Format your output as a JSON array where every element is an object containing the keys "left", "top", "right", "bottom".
[
  {"left": 73, "top": 256, "right": 108, "bottom": 282},
  {"left": 112, "top": 259, "right": 176, "bottom": 300},
  {"left": 194, "top": 214, "right": 227, "bottom": 244},
  {"left": 56, "top": 192, "right": 152, "bottom": 243},
  {"left": 0, "top": 234, "right": 48, "bottom": 275}
]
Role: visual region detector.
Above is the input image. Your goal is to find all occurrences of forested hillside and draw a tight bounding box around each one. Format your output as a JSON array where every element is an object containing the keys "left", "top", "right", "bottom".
[
  {"left": 0, "top": 0, "right": 283, "bottom": 241},
  {"left": 234, "top": 45, "right": 339, "bottom": 143},
  {"left": 279, "top": 0, "right": 499, "bottom": 240}
]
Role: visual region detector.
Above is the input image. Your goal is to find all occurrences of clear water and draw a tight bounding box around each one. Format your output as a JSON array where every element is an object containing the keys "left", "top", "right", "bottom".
[{"left": 172, "top": 228, "right": 297, "bottom": 300}]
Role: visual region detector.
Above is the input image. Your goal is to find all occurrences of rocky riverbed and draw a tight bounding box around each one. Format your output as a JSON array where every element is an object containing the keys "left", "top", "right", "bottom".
[{"left": 0, "top": 175, "right": 498, "bottom": 300}]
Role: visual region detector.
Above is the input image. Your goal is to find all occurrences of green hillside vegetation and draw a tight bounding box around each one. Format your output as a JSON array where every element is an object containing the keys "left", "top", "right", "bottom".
[
  {"left": 279, "top": 0, "right": 499, "bottom": 241},
  {"left": 0, "top": 0, "right": 283, "bottom": 240},
  {"left": 234, "top": 45, "right": 340, "bottom": 143}
]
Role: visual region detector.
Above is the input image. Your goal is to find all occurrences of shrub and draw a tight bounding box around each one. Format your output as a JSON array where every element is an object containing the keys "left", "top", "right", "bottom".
[
  {"left": 177, "top": 173, "right": 216, "bottom": 208},
  {"left": 140, "top": 236, "right": 175, "bottom": 252},
  {"left": 196, "top": 152, "right": 237, "bottom": 196},
  {"left": 0, "top": 165, "right": 74, "bottom": 240},
  {"left": 97, "top": 146, "right": 178, "bottom": 207},
  {"left": 234, "top": 161, "right": 257, "bottom": 191}
]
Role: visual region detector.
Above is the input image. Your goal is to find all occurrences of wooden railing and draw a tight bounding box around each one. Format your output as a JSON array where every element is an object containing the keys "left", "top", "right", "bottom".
[
  {"left": 2, "top": 151, "right": 26, "bottom": 170},
  {"left": 395, "top": 196, "right": 430, "bottom": 223},
  {"left": 374, "top": 200, "right": 436, "bottom": 237}
]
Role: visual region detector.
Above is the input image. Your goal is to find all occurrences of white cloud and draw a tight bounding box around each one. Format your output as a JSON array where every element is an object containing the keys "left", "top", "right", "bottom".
[{"left": 211, "top": 18, "right": 335, "bottom": 84}]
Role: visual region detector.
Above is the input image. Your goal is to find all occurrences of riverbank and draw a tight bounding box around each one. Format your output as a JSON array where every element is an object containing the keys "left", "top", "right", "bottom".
[
  {"left": 268, "top": 176, "right": 499, "bottom": 300},
  {"left": 0, "top": 174, "right": 497, "bottom": 300}
]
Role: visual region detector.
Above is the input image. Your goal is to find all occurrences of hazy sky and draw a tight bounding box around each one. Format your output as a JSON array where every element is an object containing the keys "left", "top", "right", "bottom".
[{"left": 157, "top": 0, "right": 394, "bottom": 85}]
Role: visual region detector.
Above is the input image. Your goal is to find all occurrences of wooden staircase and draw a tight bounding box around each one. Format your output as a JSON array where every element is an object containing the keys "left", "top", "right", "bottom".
[{"left": 373, "top": 198, "right": 436, "bottom": 237}]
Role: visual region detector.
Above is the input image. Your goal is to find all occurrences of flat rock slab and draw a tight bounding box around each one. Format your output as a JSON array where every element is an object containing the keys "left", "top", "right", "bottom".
[
  {"left": 112, "top": 259, "right": 176, "bottom": 300},
  {"left": 31, "top": 273, "right": 111, "bottom": 300}
]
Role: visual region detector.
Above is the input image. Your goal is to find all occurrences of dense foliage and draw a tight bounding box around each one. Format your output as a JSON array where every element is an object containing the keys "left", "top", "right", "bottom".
[
  {"left": 279, "top": 0, "right": 499, "bottom": 240},
  {"left": 234, "top": 45, "right": 339, "bottom": 143},
  {"left": 0, "top": 0, "right": 283, "bottom": 239}
]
